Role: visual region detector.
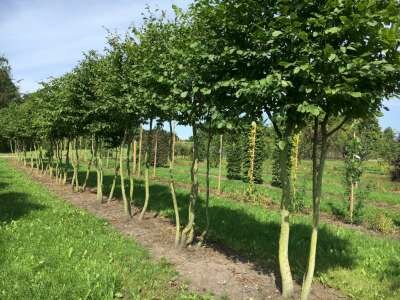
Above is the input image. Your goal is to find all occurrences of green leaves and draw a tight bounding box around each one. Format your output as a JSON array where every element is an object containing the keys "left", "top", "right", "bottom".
[{"left": 272, "top": 30, "right": 283, "bottom": 37}]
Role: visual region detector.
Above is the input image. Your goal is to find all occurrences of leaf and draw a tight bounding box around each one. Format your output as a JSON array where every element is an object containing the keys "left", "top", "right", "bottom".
[
  {"left": 325, "top": 27, "right": 341, "bottom": 34},
  {"left": 350, "top": 92, "right": 362, "bottom": 98},
  {"left": 328, "top": 54, "right": 337, "bottom": 62},
  {"left": 278, "top": 141, "right": 286, "bottom": 150},
  {"left": 200, "top": 88, "right": 212, "bottom": 95},
  {"left": 272, "top": 30, "right": 283, "bottom": 37},
  {"left": 180, "top": 91, "right": 188, "bottom": 98}
]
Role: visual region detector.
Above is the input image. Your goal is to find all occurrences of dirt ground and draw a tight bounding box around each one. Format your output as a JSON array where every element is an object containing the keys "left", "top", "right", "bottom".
[{"left": 12, "top": 161, "right": 345, "bottom": 300}]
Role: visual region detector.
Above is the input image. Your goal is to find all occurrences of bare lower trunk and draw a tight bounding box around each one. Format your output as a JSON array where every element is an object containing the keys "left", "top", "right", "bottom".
[
  {"left": 278, "top": 132, "right": 295, "bottom": 298},
  {"left": 120, "top": 132, "right": 132, "bottom": 217},
  {"left": 217, "top": 134, "right": 223, "bottom": 194},
  {"left": 153, "top": 130, "right": 158, "bottom": 178},
  {"left": 200, "top": 125, "right": 212, "bottom": 243},
  {"left": 82, "top": 137, "right": 94, "bottom": 191},
  {"left": 168, "top": 121, "right": 180, "bottom": 247},
  {"left": 349, "top": 182, "right": 354, "bottom": 222},
  {"left": 140, "top": 120, "right": 153, "bottom": 220},
  {"left": 180, "top": 124, "right": 199, "bottom": 247},
  {"left": 137, "top": 125, "right": 143, "bottom": 177},
  {"left": 301, "top": 118, "right": 329, "bottom": 300},
  {"left": 108, "top": 148, "right": 119, "bottom": 202},
  {"left": 132, "top": 140, "right": 137, "bottom": 176}
]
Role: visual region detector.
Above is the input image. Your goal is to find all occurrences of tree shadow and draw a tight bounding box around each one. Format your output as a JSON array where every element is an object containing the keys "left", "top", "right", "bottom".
[
  {"left": 74, "top": 169, "right": 356, "bottom": 288},
  {"left": 0, "top": 192, "right": 46, "bottom": 223},
  {"left": 0, "top": 182, "right": 9, "bottom": 190}
]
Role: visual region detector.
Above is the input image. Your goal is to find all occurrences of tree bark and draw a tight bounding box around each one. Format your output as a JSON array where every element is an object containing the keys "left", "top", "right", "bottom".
[
  {"left": 153, "top": 129, "right": 158, "bottom": 178},
  {"left": 140, "top": 119, "right": 153, "bottom": 220},
  {"left": 120, "top": 131, "right": 131, "bottom": 217},
  {"left": 137, "top": 125, "right": 143, "bottom": 177},
  {"left": 108, "top": 148, "right": 119, "bottom": 202},
  {"left": 278, "top": 130, "right": 295, "bottom": 298},
  {"left": 200, "top": 124, "right": 212, "bottom": 243},
  {"left": 180, "top": 124, "right": 199, "bottom": 247},
  {"left": 217, "top": 134, "right": 223, "bottom": 194},
  {"left": 168, "top": 121, "right": 180, "bottom": 246},
  {"left": 82, "top": 136, "right": 94, "bottom": 191},
  {"left": 301, "top": 118, "right": 329, "bottom": 300}
]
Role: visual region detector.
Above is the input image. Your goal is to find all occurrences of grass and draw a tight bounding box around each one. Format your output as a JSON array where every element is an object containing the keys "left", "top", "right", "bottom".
[
  {"left": 69, "top": 156, "right": 400, "bottom": 299},
  {"left": 9, "top": 153, "right": 400, "bottom": 299},
  {"left": 0, "top": 158, "right": 201, "bottom": 300}
]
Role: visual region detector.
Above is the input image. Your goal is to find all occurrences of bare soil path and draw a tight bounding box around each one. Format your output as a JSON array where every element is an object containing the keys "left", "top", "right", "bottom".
[{"left": 11, "top": 160, "right": 344, "bottom": 300}]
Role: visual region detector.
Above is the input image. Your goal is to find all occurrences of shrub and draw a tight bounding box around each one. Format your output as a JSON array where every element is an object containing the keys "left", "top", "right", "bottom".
[{"left": 367, "top": 213, "right": 396, "bottom": 234}]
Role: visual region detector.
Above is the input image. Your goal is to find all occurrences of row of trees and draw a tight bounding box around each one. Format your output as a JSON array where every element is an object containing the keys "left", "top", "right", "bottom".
[{"left": 1, "top": 1, "right": 400, "bottom": 298}]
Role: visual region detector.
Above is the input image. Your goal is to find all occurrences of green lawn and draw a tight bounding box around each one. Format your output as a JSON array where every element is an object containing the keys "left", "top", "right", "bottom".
[{"left": 0, "top": 158, "right": 199, "bottom": 300}]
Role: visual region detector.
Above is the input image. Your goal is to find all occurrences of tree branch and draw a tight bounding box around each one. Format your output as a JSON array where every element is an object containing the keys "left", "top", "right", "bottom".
[{"left": 326, "top": 116, "right": 349, "bottom": 137}]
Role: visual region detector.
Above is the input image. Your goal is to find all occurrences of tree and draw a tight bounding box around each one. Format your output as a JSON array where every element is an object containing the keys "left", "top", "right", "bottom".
[{"left": 0, "top": 56, "right": 19, "bottom": 108}]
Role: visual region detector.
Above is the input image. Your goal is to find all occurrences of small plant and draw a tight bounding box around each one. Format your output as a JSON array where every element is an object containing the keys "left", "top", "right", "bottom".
[
  {"left": 290, "top": 181, "right": 306, "bottom": 213},
  {"left": 367, "top": 213, "right": 396, "bottom": 234}
]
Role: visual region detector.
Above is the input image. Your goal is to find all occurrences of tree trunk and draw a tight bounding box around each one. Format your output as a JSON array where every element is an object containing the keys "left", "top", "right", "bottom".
[
  {"left": 247, "top": 122, "right": 257, "bottom": 199},
  {"left": 106, "top": 149, "right": 110, "bottom": 169},
  {"left": 120, "top": 131, "right": 131, "bottom": 217},
  {"left": 349, "top": 182, "right": 354, "bottom": 223},
  {"left": 133, "top": 140, "right": 137, "bottom": 176},
  {"left": 96, "top": 140, "right": 103, "bottom": 202},
  {"left": 137, "top": 125, "right": 143, "bottom": 177},
  {"left": 140, "top": 119, "right": 153, "bottom": 220},
  {"left": 290, "top": 133, "right": 300, "bottom": 197},
  {"left": 168, "top": 121, "right": 180, "bottom": 247},
  {"left": 217, "top": 134, "right": 223, "bottom": 194},
  {"left": 301, "top": 118, "right": 329, "bottom": 300},
  {"left": 126, "top": 140, "right": 134, "bottom": 204},
  {"left": 108, "top": 148, "right": 119, "bottom": 202},
  {"left": 82, "top": 136, "right": 94, "bottom": 191},
  {"left": 200, "top": 124, "right": 212, "bottom": 243},
  {"left": 180, "top": 124, "right": 199, "bottom": 247},
  {"left": 153, "top": 130, "right": 158, "bottom": 178},
  {"left": 278, "top": 132, "right": 295, "bottom": 298}
]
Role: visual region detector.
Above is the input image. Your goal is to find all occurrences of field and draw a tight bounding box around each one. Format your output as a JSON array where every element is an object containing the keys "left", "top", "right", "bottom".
[{"left": 7, "top": 152, "right": 398, "bottom": 299}]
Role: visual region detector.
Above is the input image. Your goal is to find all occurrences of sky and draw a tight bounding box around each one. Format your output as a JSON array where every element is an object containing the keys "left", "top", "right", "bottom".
[{"left": 1, "top": 0, "right": 399, "bottom": 139}]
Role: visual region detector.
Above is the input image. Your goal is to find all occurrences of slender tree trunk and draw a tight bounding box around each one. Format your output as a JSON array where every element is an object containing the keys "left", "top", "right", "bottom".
[
  {"left": 247, "top": 122, "right": 257, "bottom": 199},
  {"left": 108, "top": 148, "right": 119, "bottom": 202},
  {"left": 153, "top": 130, "right": 158, "bottom": 178},
  {"left": 278, "top": 131, "right": 295, "bottom": 299},
  {"left": 200, "top": 125, "right": 212, "bottom": 243},
  {"left": 217, "top": 134, "right": 223, "bottom": 194},
  {"left": 82, "top": 136, "right": 94, "bottom": 191},
  {"left": 168, "top": 121, "right": 180, "bottom": 247},
  {"left": 137, "top": 125, "right": 143, "bottom": 177},
  {"left": 140, "top": 119, "right": 153, "bottom": 220},
  {"left": 95, "top": 139, "right": 104, "bottom": 202},
  {"left": 120, "top": 131, "right": 131, "bottom": 217},
  {"left": 9, "top": 140, "right": 14, "bottom": 155},
  {"left": 30, "top": 146, "right": 34, "bottom": 169},
  {"left": 106, "top": 149, "right": 110, "bottom": 169},
  {"left": 133, "top": 139, "right": 137, "bottom": 176},
  {"left": 126, "top": 140, "right": 134, "bottom": 203},
  {"left": 180, "top": 124, "right": 199, "bottom": 247},
  {"left": 301, "top": 118, "right": 329, "bottom": 300},
  {"left": 74, "top": 138, "right": 80, "bottom": 191},
  {"left": 349, "top": 182, "right": 354, "bottom": 222},
  {"left": 290, "top": 133, "right": 300, "bottom": 197},
  {"left": 63, "top": 139, "right": 70, "bottom": 184}
]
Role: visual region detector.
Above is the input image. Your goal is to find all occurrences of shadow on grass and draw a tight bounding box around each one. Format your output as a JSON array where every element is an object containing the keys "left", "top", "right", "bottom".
[
  {"left": 0, "top": 192, "right": 46, "bottom": 223},
  {"left": 0, "top": 182, "right": 9, "bottom": 190},
  {"left": 75, "top": 169, "right": 356, "bottom": 288}
]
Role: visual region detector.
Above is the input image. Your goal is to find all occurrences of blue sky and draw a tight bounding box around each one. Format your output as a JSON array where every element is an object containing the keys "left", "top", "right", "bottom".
[{"left": 1, "top": 0, "right": 399, "bottom": 139}]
